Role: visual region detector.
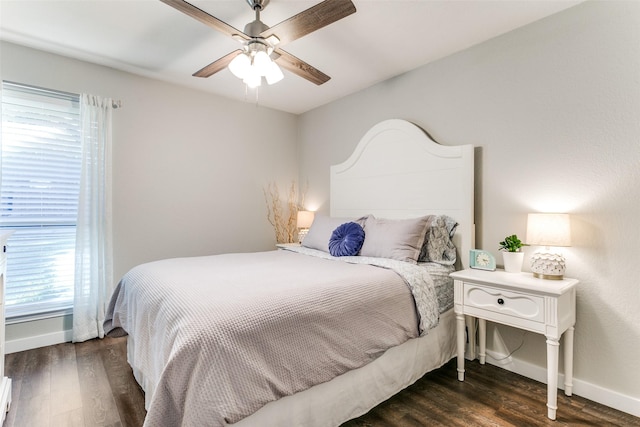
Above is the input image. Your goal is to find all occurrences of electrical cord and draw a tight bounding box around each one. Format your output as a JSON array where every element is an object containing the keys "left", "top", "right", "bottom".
[
  {"left": 490, "top": 329, "right": 527, "bottom": 361},
  {"left": 476, "top": 318, "right": 528, "bottom": 361}
]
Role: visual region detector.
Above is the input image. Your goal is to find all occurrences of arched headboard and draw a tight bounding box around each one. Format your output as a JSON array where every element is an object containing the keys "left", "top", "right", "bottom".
[{"left": 330, "top": 119, "right": 475, "bottom": 268}]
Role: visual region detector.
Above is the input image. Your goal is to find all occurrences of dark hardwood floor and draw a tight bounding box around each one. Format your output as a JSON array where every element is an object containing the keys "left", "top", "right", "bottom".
[{"left": 4, "top": 336, "right": 639, "bottom": 426}]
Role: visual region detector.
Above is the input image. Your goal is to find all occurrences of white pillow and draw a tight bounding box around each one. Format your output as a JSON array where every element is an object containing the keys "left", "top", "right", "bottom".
[{"left": 359, "top": 215, "right": 431, "bottom": 263}]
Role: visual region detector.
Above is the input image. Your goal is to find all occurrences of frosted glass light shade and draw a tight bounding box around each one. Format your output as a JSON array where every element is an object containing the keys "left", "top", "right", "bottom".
[
  {"left": 526, "top": 213, "right": 571, "bottom": 247},
  {"left": 229, "top": 53, "right": 250, "bottom": 79},
  {"left": 265, "top": 62, "right": 284, "bottom": 85},
  {"left": 252, "top": 50, "right": 271, "bottom": 75}
]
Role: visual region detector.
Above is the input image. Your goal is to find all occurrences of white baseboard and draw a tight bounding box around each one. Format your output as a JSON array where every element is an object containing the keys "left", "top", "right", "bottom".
[
  {"left": 484, "top": 349, "right": 640, "bottom": 418},
  {"left": 5, "top": 329, "right": 72, "bottom": 354}
]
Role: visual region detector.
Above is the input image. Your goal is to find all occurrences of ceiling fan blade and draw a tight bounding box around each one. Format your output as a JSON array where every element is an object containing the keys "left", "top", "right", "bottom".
[
  {"left": 160, "top": 0, "right": 249, "bottom": 41},
  {"left": 193, "top": 50, "right": 243, "bottom": 78},
  {"left": 261, "top": 0, "right": 356, "bottom": 47},
  {"left": 275, "top": 49, "right": 330, "bottom": 85}
]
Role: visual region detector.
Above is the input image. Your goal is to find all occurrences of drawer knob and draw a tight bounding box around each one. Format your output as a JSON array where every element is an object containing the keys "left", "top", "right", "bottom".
[{"left": 497, "top": 298, "right": 505, "bottom": 305}]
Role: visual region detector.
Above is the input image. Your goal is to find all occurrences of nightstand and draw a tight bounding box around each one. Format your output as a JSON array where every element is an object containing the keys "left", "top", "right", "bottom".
[
  {"left": 275, "top": 243, "right": 301, "bottom": 249},
  {"left": 450, "top": 268, "right": 578, "bottom": 420}
]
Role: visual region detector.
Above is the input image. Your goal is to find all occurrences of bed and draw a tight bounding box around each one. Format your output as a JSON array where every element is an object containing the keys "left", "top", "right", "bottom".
[{"left": 104, "top": 119, "right": 475, "bottom": 426}]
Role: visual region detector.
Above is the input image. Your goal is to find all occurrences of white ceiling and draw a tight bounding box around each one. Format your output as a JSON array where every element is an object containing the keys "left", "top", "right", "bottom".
[{"left": 0, "top": 0, "right": 581, "bottom": 114}]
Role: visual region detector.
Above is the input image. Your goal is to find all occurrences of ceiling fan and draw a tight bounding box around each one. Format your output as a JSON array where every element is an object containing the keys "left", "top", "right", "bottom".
[{"left": 160, "top": 0, "right": 357, "bottom": 87}]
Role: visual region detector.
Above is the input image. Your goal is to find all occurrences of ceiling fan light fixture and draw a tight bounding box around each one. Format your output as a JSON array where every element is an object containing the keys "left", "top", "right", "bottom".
[
  {"left": 163, "top": 0, "right": 356, "bottom": 86},
  {"left": 229, "top": 39, "right": 283, "bottom": 87}
]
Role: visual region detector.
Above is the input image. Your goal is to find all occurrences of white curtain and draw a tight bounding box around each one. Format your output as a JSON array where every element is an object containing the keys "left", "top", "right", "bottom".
[{"left": 72, "top": 94, "right": 114, "bottom": 342}]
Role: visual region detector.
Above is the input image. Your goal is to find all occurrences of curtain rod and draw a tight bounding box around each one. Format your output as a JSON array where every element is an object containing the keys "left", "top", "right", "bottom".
[{"left": 3, "top": 80, "right": 122, "bottom": 109}]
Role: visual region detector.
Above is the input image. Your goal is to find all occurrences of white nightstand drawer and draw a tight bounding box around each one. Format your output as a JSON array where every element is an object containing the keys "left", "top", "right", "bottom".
[{"left": 464, "top": 283, "right": 544, "bottom": 323}]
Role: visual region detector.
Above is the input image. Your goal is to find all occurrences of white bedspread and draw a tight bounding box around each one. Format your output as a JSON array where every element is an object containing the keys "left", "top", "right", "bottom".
[{"left": 104, "top": 249, "right": 440, "bottom": 426}]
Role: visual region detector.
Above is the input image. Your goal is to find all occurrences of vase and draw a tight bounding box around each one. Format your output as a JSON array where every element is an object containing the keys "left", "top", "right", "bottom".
[{"left": 502, "top": 251, "right": 524, "bottom": 273}]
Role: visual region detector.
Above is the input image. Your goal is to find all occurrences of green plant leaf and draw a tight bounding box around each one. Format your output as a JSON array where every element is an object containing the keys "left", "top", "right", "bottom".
[{"left": 498, "top": 234, "right": 527, "bottom": 252}]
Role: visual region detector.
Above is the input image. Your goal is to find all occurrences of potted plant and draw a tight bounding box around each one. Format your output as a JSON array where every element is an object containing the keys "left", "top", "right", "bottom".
[{"left": 499, "top": 234, "right": 527, "bottom": 273}]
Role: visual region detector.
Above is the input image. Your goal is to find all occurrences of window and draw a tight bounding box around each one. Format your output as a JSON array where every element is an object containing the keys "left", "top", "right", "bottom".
[{"left": 0, "top": 81, "right": 81, "bottom": 319}]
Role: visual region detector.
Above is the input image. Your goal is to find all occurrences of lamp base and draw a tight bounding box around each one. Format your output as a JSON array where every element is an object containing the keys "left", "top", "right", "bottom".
[
  {"left": 297, "top": 228, "right": 309, "bottom": 243},
  {"left": 532, "top": 272, "right": 564, "bottom": 280},
  {"left": 530, "top": 250, "right": 566, "bottom": 280}
]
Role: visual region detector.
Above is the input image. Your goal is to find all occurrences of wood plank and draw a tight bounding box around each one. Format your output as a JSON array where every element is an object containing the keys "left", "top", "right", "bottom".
[
  {"left": 3, "top": 351, "right": 26, "bottom": 427},
  {"left": 51, "top": 407, "right": 85, "bottom": 427},
  {"left": 11, "top": 394, "right": 50, "bottom": 427},
  {"left": 18, "top": 345, "right": 51, "bottom": 400},
  {"left": 99, "top": 337, "right": 146, "bottom": 427},
  {"left": 50, "top": 343, "right": 83, "bottom": 417},
  {"left": 75, "top": 340, "right": 123, "bottom": 426}
]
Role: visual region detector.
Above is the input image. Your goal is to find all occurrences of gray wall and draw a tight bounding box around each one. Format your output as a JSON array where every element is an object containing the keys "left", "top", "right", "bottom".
[
  {"left": 298, "top": 0, "right": 640, "bottom": 408},
  {"left": 1, "top": 41, "right": 298, "bottom": 348}
]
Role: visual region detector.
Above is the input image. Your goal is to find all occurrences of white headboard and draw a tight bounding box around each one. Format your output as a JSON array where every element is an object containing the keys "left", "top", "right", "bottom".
[{"left": 330, "top": 119, "right": 475, "bottom": 268}]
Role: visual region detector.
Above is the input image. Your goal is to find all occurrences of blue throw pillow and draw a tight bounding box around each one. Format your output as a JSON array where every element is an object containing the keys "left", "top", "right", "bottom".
[{"left": 329, "top": 222, "right": 365, "bottom": 257}]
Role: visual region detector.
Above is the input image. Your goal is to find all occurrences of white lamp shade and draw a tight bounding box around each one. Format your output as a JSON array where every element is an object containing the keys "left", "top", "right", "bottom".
[
  {"left": 297, "top": 211, "right": 315, "bottom": 229},
  {"left": 265, "top": 61, "right": 284, "bottom": 85},
  {"left": 228, "top": 53, "right": 250, "bottom": 79},
  {"left": 526, "top": 213, "right": 571, "bottom": 247},
  {"left": 253, "top": 50, "right": 272, "bottom": 75}
]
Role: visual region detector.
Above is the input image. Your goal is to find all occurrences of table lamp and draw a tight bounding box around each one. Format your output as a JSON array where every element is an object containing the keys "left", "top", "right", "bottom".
[
  {"left": 297, "top": 210, "right": 315, "bottom": 243},
  {"left": 526, "top": 213, "right": 571, "bottom": 280}
]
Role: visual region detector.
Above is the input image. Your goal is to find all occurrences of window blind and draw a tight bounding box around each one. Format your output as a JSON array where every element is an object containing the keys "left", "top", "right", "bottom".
[{"left": 1, "top": 81, "right": 81, "bottom": 319}]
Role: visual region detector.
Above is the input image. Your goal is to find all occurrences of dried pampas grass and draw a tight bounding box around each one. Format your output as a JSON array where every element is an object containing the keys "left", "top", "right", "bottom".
[{"left": 263, "top": 181, "right": 307, "bottom": 243}]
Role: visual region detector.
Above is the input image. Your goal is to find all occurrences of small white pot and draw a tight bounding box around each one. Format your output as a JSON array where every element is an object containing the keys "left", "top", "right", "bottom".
[{"left": 502, "top": 251, "right": 524, "bottom": 273}]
